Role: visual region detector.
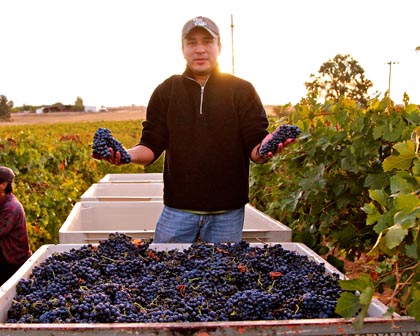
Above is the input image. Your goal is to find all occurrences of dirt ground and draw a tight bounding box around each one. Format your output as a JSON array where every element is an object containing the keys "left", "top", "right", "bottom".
[
  {"left": 2, "top": 106, "right": 147, "bottom": 126},
  {"left": 2, "top": 105, "right": 279, "bottom": 126}
]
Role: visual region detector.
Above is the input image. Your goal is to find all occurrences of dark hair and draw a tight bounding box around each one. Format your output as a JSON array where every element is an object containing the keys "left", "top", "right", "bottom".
[{"left": 0, "top": 179, "right": 13, "bottom": 194}]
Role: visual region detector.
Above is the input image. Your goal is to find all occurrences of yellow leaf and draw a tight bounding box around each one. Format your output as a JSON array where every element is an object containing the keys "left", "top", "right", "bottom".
[{"left": 383, "top": 141, "right": 416, "bottom": 171}]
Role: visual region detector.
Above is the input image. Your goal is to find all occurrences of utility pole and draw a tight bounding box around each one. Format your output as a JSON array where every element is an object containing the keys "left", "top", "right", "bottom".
[
  {"left": 231, "top": 14, "right": 235, "bottom": 75},
  {"left": 386, "top": 61, "right": 399, "bottom": 99}
]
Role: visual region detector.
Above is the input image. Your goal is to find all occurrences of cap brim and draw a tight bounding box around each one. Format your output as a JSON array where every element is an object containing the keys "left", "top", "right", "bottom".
[{"left": 183, "top": 26, "right": 218, "bottom": 39}]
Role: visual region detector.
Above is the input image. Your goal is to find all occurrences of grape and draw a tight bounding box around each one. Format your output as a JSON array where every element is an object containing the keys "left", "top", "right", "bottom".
[
  {"left": 259, "top": 124, "right": 301, "bottom": 157},
  {"left": 91, "top": 128, "right": 131, "bottom": 164},
  {"left": 7, "top": 233, "right": 343, "bottom": 323}
]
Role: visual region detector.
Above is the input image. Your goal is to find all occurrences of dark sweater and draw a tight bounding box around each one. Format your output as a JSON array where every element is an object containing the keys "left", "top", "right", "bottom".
[{"left": 139, "top": 67, "right": 269, "bottom": 211}]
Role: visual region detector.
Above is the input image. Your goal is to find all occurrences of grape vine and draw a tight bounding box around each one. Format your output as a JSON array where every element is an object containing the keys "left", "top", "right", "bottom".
[{"left": 250, "top": 96, "right": 420, "bottom": 323}]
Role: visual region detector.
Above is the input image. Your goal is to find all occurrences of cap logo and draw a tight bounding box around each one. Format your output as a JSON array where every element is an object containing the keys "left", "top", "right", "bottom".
[
  {"left": 192, "top": 17, "right": 208, "bottom": 28},
  {"left": 182, "top": 16, "right": 219, "bottom": 40}
]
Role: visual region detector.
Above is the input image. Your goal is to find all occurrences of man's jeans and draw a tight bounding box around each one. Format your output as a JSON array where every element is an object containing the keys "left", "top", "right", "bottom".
[{"left": 153, "top": 205, "right": 245, "bottom": 243}]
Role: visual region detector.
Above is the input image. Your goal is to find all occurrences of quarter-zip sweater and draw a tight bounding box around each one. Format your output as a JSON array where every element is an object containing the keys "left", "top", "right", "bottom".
[{"left": 139, "top": 67, "right": 269, "bottom": 212}]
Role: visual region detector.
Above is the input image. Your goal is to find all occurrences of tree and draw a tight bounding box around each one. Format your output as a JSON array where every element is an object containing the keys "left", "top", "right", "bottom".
[
  {"left": 0, "top": 95, "right": 13, "bottom": 120},
  {"left": 305, "top": 54, "right": 373, "bottom": 107},
  {"left": 74, "top": 96, "right": 84, "bottom": 111}
]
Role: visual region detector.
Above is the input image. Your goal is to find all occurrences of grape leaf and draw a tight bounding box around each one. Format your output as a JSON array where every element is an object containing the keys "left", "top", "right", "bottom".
[
  {"left": 336, "top": 274, "right": 374, "bottom": 330},
  {"left": 362, "top": 203, "right": 381, "bottom": 225},
  {"left": 383, "top": 141, "right": 416, "bottom": 172},
  {"left": 368, "top": 189, "right": 388, "bottom": 207},
  {"left": 394, "top": 193, "right": 420, "bottom": 212},
  {"left": 385, "top": 224, "right": 408, "bottom": 249},
  {"left": 390, "top": 174, "right": 416, "bottom": 194},
  {"left": 407, "top": 287, "right": 420, "bottom": 321}
]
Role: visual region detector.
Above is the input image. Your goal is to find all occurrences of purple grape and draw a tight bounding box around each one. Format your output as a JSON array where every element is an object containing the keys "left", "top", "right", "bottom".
[
  {"left": 259, "top": 124, "right": 301, "bottom": 157},
  {"left": 92, "top": 128, "right": 131, "bottom": 163}
]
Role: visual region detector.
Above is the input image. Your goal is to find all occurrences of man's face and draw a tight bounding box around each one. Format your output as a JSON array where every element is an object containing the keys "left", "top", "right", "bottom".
[{"left": 182, "top": 28, "right": 221, "bottom": 79}]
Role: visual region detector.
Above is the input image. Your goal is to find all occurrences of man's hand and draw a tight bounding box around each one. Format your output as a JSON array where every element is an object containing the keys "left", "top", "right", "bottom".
[
  {"left": 91, "top": 128, "right": 131, "bottom": 164},
  {"left": 91, "top": 148, "right": 123, "bottom": 166},
  {"left": 259, "top": 132, "right": 295, "bottom": 159},
  {"left": 106, "top": 148, "right": 123, "bottom": 165},
  {"left": 258, "top": 125, "right": 301, "bottom": 160}
]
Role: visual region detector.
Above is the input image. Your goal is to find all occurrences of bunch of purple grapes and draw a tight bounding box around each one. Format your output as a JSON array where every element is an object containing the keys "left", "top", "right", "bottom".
[
  {"left": 91, "top": 128, "right": 131, "bottom": 164},
  {"left": 259, "top": 124, "right": 301, "bottom": 157}
]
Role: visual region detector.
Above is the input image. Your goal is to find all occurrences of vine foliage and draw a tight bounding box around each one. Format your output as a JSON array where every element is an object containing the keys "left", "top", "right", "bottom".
[
  {"left": 250, "top": 96, "right": 420, "bottom": 324},
  {"left": 0, "top": 120, "right": 163, "bottom": 251}
]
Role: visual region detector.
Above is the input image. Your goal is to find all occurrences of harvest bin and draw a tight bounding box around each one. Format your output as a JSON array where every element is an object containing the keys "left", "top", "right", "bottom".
[
  {"left": 80, "top": 182, "right": 164, "bottom": 201},
  {"left": 1, "top": 243, "right": 417, "bottom": 336},
  {"left": 59, "top": 201, "right": 292, "bottom": 244},
  {"left": 99, "top": 173, "right": 163, "bottom": 183}
]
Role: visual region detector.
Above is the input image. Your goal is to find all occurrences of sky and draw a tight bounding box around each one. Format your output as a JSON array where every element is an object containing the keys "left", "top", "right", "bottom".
[{"left": 1, "top": 0, "right": 419, "bottom": 108}]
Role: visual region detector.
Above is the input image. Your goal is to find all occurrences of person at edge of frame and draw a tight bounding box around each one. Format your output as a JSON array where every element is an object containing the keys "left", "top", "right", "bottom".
[{"left": 0, "top": 166, "right": 32, "bottom": 286}]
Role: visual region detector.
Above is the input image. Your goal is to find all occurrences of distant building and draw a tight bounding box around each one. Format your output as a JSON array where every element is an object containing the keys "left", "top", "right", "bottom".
[
  {"left": 84, "top": 106, "right": 108, "bottom": 112},
  {"left": 84, "top": 106, "right": 97, "bottom": 112}
]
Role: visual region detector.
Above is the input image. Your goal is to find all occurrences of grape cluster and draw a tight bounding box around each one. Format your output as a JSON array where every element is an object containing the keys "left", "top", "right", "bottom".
[
  {"left": 7, "top": 233, "right": 342, "bottom": 323},
  {"left": 91, "top": 128, "right": 131, "bottom": 163},
  {"left": 259, "top": 124, "right": 301, "bottom": 157}
]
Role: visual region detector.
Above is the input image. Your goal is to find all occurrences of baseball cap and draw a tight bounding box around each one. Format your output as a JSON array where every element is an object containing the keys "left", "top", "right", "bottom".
[
  {"left": 182, "top": 16, "right": 220, "bottom": 40},
  {"left": 0, "top": 166, "right": 15, "bottom": 183}
]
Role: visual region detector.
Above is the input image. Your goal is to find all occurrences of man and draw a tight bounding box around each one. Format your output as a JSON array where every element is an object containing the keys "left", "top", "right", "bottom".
[
  {"left": 0, "top": 166, "right": 32, "bottom": 286},
  {"left": 103, "top": 16, "right": 293, "bottom": 243}
]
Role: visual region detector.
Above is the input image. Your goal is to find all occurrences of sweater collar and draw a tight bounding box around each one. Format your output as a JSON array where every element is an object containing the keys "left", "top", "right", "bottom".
[{"left": 182, "top": 64, "right": 220, "bottom": 80}]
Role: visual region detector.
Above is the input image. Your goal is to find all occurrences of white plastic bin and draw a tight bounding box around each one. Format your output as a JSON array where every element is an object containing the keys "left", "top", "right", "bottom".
[
  {"left": 59, "top": 201, "right": 292, "bottom": 244},
  {"left": 80, "top": 183, "right": 164, "bottom": 201},
  {"left": 99, "top": 173, "right": 163, "bottom": 183}
]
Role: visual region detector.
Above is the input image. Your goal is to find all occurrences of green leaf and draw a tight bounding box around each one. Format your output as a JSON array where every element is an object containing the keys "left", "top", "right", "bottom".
[
  {"left": 364, "top": 173, "right": 389, "bottom": 189},
  {"left": 383, "top": 141, "right": 416, "bottom": 172},
  {"left": 407, "top": 290, "right": 420, "bottom": 321},
  {"left": 368, "top": 189, "right": 388, "bottom": 207},
  {"left": 300, "top": 164, "right": 326, "bottom": 192},
  {"left": 362, "top": 203, "right": 381, "bottom": 225},
  {"left": 341, "top": 155, "right": 358, "bottom": 173},
  {"left": 404, "top": 105, "right": 420, "bottom": 124},
  {"left": 335, "top": 291, "right": 362, "bottom": 318},
  {"left": 405, "top": 243, "right": 418, "bottom": 259},
  {"left": 417, "top": 233, "right": 420, "bottom": 259},
  {"left": 326, "top": 254, "right": 344, "bottom": 271},
  {"left": 412, "top": 161, "right": 420, "bottom": 176},
  {"left": 359, "top": 286, "right": 374, "bottom": 305},
  {"left": 373, "top": 212, "right": 393, "bottom": 234},
  {"left": 394, "top": 193, "right": 420, "bottom": 212},
  {"left": 373, "top": 124, "right": 386, "bottom": 140},
  {"left": 339, "top": 273, "right": 373, "bottom": 291},
  {"left": 337, "top": 274, "right": 374, "bottom": 330},
  {"left": 390, "top": 174, "right": 416, "bottom": 195},
  {"left": 383, "top": 117, "right": 406, "bottom": 142},
  {"left": 394, "top": 209, "right": 420, "bottom": 229},
  {"left": 385, "top": 224, "right": 408, "bottom": 249}
]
